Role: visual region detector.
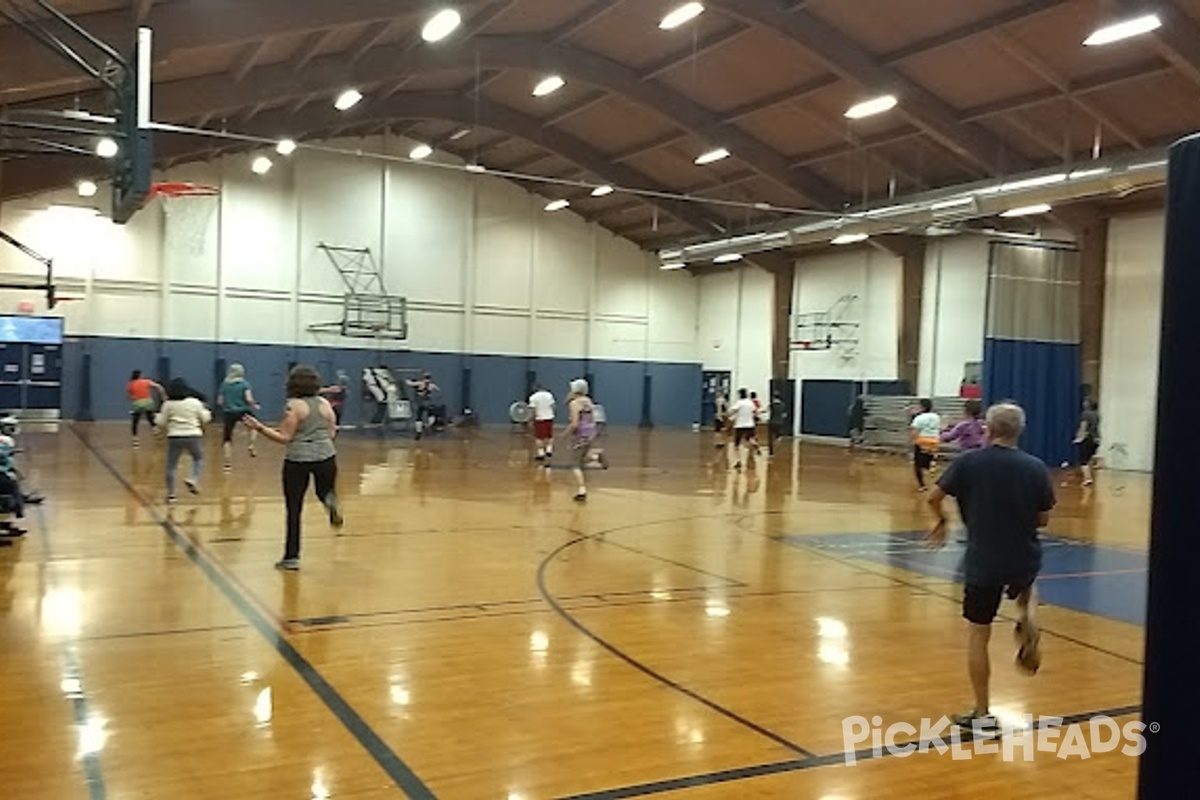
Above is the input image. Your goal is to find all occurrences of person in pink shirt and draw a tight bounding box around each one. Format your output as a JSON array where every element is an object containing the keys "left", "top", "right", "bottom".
[{"left": 942, "top": 399, "right": 987, "bottom": 452}]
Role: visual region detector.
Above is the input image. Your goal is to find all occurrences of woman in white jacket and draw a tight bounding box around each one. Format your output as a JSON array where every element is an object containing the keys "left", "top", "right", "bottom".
[{"left": 155, "top": 378, "right": 212, "bottom": 503}]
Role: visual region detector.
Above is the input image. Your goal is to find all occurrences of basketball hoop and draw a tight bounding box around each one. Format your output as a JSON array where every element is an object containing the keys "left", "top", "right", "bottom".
[
  {"left": 152, "top": 182, "right": 219, "bottom": 258},
  {"left": 150, "top": 181, "right": 219, "bottom": 199}
]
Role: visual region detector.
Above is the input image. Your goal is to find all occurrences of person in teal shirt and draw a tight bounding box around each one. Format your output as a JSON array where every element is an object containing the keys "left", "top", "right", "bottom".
[{"left": 217, "top": 363, "right": 260, "bottom": 471}]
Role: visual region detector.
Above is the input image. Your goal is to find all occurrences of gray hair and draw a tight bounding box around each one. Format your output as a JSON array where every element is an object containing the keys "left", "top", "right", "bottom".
[
  {"left": 569, "top": 378, "right": 589, "bottom": 396},
  {"left": 986, "top": 402, "right": 1026, "bottom": 441},
  {"left": 225, "top": 362, "right": 245, "bottom": 381}
]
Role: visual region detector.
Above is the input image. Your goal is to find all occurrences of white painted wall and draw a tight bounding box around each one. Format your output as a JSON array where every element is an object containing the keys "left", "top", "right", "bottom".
[
  {"left": 917, "top": 236, "right": 990, "bottom": 396},
  {"left": 0, "top": 134, "right": 698, "bottom": 364},
  {"left": 696, "top": 265, "right": 773, "bottom": 397},
  {"left": 789, "top": 247, "right": 901, "bottom": 383},
  {"left": 1100, "top": 212, "right": 1164, "bottom": 472}
]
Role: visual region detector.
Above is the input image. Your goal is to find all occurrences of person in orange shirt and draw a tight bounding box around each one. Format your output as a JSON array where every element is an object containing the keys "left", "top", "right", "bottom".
[{"left": 127, "top": 369, "right": 164, "bottom": 447}]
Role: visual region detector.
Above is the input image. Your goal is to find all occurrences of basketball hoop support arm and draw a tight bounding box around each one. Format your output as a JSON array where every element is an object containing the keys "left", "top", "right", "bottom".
[{"left": 0, "top": 229, "right": 55, "bottom": 307}]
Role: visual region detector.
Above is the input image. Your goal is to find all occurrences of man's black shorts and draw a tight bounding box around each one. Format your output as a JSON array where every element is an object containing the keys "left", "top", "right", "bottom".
[{"left": 963, "top": 578, "right": 1036, "bottom": 625}]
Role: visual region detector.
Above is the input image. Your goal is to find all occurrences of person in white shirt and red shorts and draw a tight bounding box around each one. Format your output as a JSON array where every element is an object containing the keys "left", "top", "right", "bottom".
[{"left": 528, "top": 384, "right": 556, "bottom": 462}]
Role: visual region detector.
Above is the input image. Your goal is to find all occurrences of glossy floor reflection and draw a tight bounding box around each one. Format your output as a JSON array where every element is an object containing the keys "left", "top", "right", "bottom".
[{"left": 1, "top": 425, "right": 1146, "bottom": 799}]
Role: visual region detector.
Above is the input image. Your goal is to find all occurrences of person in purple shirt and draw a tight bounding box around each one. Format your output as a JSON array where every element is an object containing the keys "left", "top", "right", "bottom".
[{"left": 942, "top": 399, "right": 987, "bottom": 451}]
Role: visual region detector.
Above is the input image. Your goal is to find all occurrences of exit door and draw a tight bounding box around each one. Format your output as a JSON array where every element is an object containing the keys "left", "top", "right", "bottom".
[
  {"left": 701, "top": 371, "right": 731, "bottom": 428},
  {"left": 0, "top": 342, "right": 62, "bottom": 413}
]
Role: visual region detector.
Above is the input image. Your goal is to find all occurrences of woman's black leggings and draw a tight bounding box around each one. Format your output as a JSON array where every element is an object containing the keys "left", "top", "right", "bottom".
[
  {"left": 131, "top": 408, "right": 155, "bottom": 436},
  {"left": 914, "top": 445, "right": 934, "bottom": 487},
  {"left": 282, "top": 456, "right": 338, "bottom": 560}
]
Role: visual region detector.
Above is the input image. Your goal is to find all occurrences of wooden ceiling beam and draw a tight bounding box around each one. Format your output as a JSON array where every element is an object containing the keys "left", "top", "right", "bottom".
[
  {"left": 1151, "top": 1, "right": 1200, "bottom": 89},
  {"left": 551, "top": 0, "right": 625, "bottom": 42},
  {"left": 0, "top": 0, "right": 441, "bottom": 101},
  {"left": 117, "top": 91, "right": 725, "bottom": 236},
  {"left": 610, "top": 132, "right": 691, "bottom": 163},
  {"left": 717, "top": 0, "right": 1067, "bottom": 126},
  {"left": 136, "top": 35, "right": 841, "bottom": 208},
  {"left": 991, "top": 29, "right": 1143, "bottom": 150},
  {"left": 542, "top": 91, "right": 609, "bottom": 127},
  {"left": 707, "top": 0, "right": 1027, "bottom": 177},
  {"left": 293, "top": 29, "right": 341, "bottom": 73},
  {"left": 233, "top": 40, "right": 272, "bottom": 84},
  {"left": 639, "top": 25, "right": 751, "bottom": 81}
]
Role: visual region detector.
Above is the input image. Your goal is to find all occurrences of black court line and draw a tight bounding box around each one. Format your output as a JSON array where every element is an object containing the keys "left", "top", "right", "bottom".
[
  {"left": 590, "top": 537, "right": 748, "bottom": 587},
  {"left": 76, "top": 622, "right": 251, "bottom": 643},
  {"left": 72, "top": 427, "right": 435, "bottom": 799},
  {"left": 537, "top": 532, "right": 817, "bottom": 760},
  {"left": 556, "top": 702, "right": 1144, "bottom": 799}
]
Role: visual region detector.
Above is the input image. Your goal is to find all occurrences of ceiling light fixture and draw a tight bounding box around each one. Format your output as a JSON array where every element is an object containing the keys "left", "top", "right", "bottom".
[
  {"left": 76, "top": 180, "right": 98, "bottom": 198},
  {"left": 844, "top": 94, "right": 898, "bottom": 120},
  {"left": 409, "top": 143, "right": 433, "bottom": 160},
  {"left": 660, "top": 2, "right": 705, "bottom": 30},
  {"left": 591, "top": 185, "right": 614, "bottom": 197},
  {"left": 544, "top": 199, "right": 570, "bottom": 211},
  {"left": 713, "top": 253, "right": 743, "bottom": 264},
  {"left": 1084, "top": 13, "right": 1161, "bottom": 46},
  {"left": 95, "top": 137, "right": 118, "bottom": 158},
  {"left": 275, "top": 139, "right": 297, "bottom": 156},
  {"left": 532, "top": 76, "right": 565, "bottom": 97},
  {"left": 449, "top": 128, "right": 471, "bottom": 140},
  {"left": 695, "top": 147, "right": 729, "bottom": 165},
  {"left": 831, "top": 233, "right": 869, "bottom": 245},
  {"left": 1000, "top": 203, "right": 1051, "bottom": 218},
  {"left": 422, "top": 8, "right": 462, "bottom": 43},
  {"left": 465, "top": 163, "right": 486, "bottom": 173},
  {"left": 660, "top": 262, "right": 686, "bottom": 270},
  {"left": 251, "top": 155, "right": 273, "bottom": 175},
  {"left": 334, "top": 89, "right": 363, "bottom": 111}
]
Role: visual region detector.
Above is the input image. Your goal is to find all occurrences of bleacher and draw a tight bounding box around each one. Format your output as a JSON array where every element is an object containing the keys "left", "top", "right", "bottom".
[{"left": 860, "top": 395, "right": 972, "bottom": 454}]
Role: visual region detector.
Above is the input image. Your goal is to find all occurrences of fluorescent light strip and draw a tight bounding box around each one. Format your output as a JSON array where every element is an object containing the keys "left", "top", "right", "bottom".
[
  {"left": 713, "top": 253, "right": 743, "bottom": 264},
  {"left": 533, "top": 76, "right": 565, "bottom": 97},
  {"left": 845, "top": 95, "right": 897, "bottom": 120},
  {"left": 931, "top": 196, "right": 975, "bottom": 211},
  {"left": 999, "top": 203, "right": 1051, "bottom": 218},
  {"left": 544, "top": 199, "right": 569, "bottom": 211},
  {"left": 660, "top": 2, "right": 704, "bottom": 30},
  {"left": 660, "top": 262, "right": 686, "bottom": 270},
  {"left": 1068, "top": 167, "right": 1111, "bottom": 180},
  {"left": 409, "top": 144, "right": 433, "bottom": 160},
  {"left": 422, "top": 8, "right": 462, "bottom": 43},
  {"left": 591, "top": 185, "right": 614, "bottom": 197},
  {"left": 997, "top": 173, "right": 1066, "bottom": 192},
  {"left": 831, "top": 233, "right": 869, "bottom": 245},
  {"left": 1084, "top": 13, "right": 1161, "bottom": 46},
  {"left": 334, "top": 89, "right": 363, "bottom": 111},
  {"left": 695, "top": 147, "right": 729, "bottom": 165}
]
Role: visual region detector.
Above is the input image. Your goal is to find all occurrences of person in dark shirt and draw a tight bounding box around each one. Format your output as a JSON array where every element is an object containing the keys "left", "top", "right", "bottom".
[
  {"left": 926, "top": 402, "right": 1055, "bottom": 733},
  {"left": 1074, "top": 399, "right": 1101, "bottom": 486}
]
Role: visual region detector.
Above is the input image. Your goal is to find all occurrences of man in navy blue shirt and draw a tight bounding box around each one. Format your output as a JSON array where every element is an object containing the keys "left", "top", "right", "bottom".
[{"left": 927, "top": 402, "right": 1055, "bottom": 732}]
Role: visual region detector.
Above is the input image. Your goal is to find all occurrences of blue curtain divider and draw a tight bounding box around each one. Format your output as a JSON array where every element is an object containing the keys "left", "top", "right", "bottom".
[{"left": 982, "top": 337, "right": 1080, "bottom": 466}]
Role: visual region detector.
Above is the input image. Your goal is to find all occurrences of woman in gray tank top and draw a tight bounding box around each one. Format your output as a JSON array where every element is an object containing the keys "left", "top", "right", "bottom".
[{"left": 244, "top": 365, "right": 343, "bottom": 570}]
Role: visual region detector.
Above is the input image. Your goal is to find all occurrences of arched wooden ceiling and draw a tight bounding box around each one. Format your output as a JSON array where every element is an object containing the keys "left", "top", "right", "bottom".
[{"left": 3, "top": 0, "right": 1199, "bottom": 249}]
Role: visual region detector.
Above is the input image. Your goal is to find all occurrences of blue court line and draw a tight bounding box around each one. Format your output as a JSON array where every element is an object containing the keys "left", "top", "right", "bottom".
[
  {"left": 556, "top": 702, "right": 1143, "bottom": 799},
  {"left": 537, "top": 532, "right": 817, "bottom": 760},
  {"left": 783, "top": 531, "right": 1147, "bottom": 625},
  {"left": 72, "top": 427, "right": 435, "bottom": 799}
]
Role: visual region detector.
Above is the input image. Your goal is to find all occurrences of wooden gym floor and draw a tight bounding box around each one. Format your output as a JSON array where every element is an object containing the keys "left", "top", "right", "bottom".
[{"left": 1, "top": 423, "right": 1147, "bottom": 799}]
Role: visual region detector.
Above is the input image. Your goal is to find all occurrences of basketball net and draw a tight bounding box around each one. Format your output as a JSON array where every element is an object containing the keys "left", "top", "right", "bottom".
[{"left": 153, "top": 182, "right": 218, "bottom": 258}]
